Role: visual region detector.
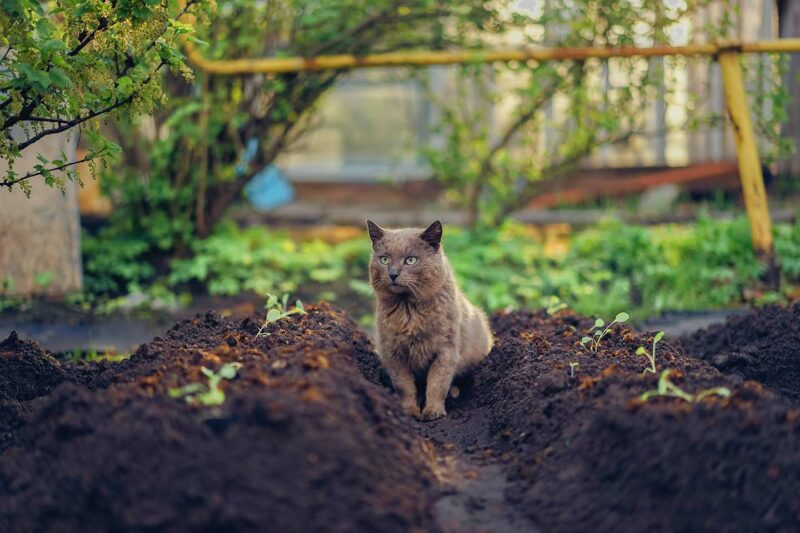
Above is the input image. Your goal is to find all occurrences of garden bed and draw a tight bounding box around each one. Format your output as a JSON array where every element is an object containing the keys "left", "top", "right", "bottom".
[{"left": 1, "top": 303, "right": 799, "bottom": 532}]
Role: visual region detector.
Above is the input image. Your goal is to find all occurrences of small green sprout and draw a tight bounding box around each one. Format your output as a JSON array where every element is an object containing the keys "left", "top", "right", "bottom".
[
  {"left": 640, "top": 370, "right": 731, "bottom": 404},
  {"left": 66, "top": 349, "right": 131, "bottom": 363},
  {"left": 636, "top": 331, "right": 664, "bottom": 375},
  {"left": 169, "top": 362, "right": 242, "bottom": 406},
  {"left": 569, "top": 362, "right": 580, "bottom": 378},
  {"left": 545, "top": 295, "right": 568, "bottom": 316},
  {"left": 580, "top": 312, "right": 629, "bottom": 352},
  {"left": 256, "top": 293, "right": 307, "bottom": 337}
]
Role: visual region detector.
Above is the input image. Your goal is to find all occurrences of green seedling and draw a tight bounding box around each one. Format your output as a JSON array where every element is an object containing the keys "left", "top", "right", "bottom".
[
  {"left": 545, "top": 295, "right": 568, "bottom": 316},
  {"left": 636, "top": 331, "right": 664, "bottom": 375},
  {"left": 569, "top": 362, "right": 580, "bottom": 378},
  {"left": 256, "top": 293, "right": 306, "bottom": 337},
  {"left": 169, "top": 362, "right": 242, "bottom": 406},
  {"left": 640, "top": 370, "right": 731, "bottom": 404},
  {"left": 66, "top": 349, "right": 131, "bottom": 363},
  {"left": 580, "top": 312, "right": 629, "bottom": 352}
]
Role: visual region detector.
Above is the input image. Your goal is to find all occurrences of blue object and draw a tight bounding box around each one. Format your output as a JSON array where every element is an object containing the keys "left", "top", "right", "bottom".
[
  {"left": 236, "top": 138, "right": 259, "bottom": 175},
  {"left": 244, "top": 164, "right": 295, "bottom": 211},
  {"left": 238, "top": 137, "right": 295, "bottom": 211}
]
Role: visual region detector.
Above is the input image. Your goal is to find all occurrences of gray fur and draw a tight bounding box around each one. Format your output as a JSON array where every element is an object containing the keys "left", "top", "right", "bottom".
[{"left": 366, "top": 220, "right": 494, "bottom": 420}]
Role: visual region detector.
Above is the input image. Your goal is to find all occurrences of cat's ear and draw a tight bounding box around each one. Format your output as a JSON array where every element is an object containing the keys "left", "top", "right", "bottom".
[
  {"left": 366, "top": 220, "right": 384, "bottom": 244},
  {"left": 419, "top": 220, "right": 443, "bottom": 250}
]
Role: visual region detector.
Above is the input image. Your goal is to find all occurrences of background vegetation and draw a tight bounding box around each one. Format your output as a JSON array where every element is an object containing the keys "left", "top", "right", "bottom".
[
  {"left": 2, "top": 0, "right": 797, "bottom": 324},
  {"left": 77, "top": 215, "right": 800, "bottom": 323}
]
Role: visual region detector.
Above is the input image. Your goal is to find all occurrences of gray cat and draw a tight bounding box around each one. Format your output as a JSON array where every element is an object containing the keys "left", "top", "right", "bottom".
[{"left": 367, "top": 220, "right": 494, "bottom": 420}]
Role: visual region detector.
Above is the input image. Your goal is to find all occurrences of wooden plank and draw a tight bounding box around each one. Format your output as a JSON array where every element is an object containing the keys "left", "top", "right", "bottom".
[{"left": 528, "top": 162, "right": 739, "bottom": 208}]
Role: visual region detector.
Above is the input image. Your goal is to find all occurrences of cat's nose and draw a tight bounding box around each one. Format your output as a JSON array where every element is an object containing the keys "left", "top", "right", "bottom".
[{"left": 389, "top": 271, "right": 399, "bottom": 282}]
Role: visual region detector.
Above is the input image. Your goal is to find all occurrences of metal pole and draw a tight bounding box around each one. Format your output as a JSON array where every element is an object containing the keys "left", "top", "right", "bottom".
[
  {"left": 181, "top": 39, "right": 800, "bottom": 75},
  {"left": 718, "top": 49, "right": 779, "bottom": 283}
]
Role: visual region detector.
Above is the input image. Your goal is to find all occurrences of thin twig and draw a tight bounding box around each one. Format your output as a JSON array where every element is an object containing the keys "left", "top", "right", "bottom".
[{"left": 0, "top": 154, "right": 94, "bottom": 189}]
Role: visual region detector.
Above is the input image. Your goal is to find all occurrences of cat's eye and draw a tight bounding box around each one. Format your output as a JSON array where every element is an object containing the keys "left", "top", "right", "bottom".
[
  {"left": 379, "top": 256, "right": 390, "bottom": 265},
  {"left": 405, "top": 256, "right": 418, "bottom": 265}
]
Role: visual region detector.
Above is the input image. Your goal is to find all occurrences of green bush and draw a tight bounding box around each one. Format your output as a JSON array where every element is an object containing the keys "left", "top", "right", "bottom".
[{"left": 81, "top": 216, "right": 800, "bottom": 319}]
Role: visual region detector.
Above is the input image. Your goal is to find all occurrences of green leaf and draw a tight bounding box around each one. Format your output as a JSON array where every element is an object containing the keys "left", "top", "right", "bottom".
[
  {"left": 266, "top": 308, "right": 282, "bottom": 322},
  {"left": 614, "top": 312, "right": 629, "bottom": 323},
  {"left": 168, "top": 383, "right": 204, "bottom": 398},
  {"left": 18, "top": 64, "right": 51, "bottom": 90},
  {"left": 47, "top": 67, "right": 71, "bottom": 88},
  {"left": 219, "top": 362, "right": 242, "bottom": 380},
  {"left": 198, "top": 388, "right": 226, "bottom": 406},
  {"left": 200, "top": 367, "right": 215, "bottom": 378},
  {"left": 654, "top": 331, "right": 665, "bottom": 343},
  {"left": 40, "top": 38, "right": 67, "bottom": 54},
  {"left": 35, "top": 17, "right": 55, "bottom": 37},
  {"left": 635, "top": 346, "right": 647, "bottom": 355},
  {"left": 117, "top": 76, "right": 134, "bottom": 98}
]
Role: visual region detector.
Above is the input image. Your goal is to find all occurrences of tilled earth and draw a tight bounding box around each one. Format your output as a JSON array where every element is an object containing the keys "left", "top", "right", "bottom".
[{"left": 1, "top": 302, "right": 799, "bottom": 532}]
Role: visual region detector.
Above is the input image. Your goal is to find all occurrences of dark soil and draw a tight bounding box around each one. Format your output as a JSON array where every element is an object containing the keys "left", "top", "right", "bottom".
[
  {"left": 682, "top": 302, "right": 800, "bottom": 405},
  {"left": 0, "top": 331, "right": 67, "bottom": 451},
  {"left": 2, "top": 303, "right": 800, "bottom": 532},
  {"left": 0, "top": 304, "right": 439, "bottom": 533},
  {"left": 475, "top": 310, "right": 800, "bottom": 532}
]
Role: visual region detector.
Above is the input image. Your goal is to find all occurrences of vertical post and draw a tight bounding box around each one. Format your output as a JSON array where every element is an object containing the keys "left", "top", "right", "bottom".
[{"left": 718, "top": 48, "right": 779, "bottom": 285}]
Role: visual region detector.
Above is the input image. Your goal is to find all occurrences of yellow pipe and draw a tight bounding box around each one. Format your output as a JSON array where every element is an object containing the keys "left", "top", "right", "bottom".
[
  {"left": 183, "top": 39, "right": 800, "bottom": 75},
  {"left": 718, "top": 51, "right": 778, "bottom": 279}
]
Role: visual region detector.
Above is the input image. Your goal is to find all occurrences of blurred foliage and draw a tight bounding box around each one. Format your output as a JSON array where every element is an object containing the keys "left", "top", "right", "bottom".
[
  {"left": 168, "top": 223, "right": 367, "bottom": 296},
  {"left": 78, "top": 218, "right": 800, "bottom": 319},
  {"left": 423, "top": 0, "right": 794, "bottom": 226},
  {"left": 97, "top": 0, "right": 514, "bottom": 263},
  {"left": 0, "top": 0, "right": 205, "bottom": 193}
]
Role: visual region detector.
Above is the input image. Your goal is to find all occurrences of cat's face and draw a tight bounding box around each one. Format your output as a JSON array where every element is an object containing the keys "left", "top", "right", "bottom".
[{"left": 366, "top": 220, "right": 445, "bottom": 298}]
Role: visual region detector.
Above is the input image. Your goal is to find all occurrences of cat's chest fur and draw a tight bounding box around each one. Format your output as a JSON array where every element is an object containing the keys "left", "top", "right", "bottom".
[{"left": 377, "top": 297, "right": 456, "bottom": 373}]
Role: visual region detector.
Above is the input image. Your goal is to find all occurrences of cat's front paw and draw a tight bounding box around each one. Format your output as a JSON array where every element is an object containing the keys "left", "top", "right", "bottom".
[
  {"left": 420, "top": 404, "right": 446, "bottom": 421},
  {"left": 401, "top": 401, "right": 421, "bottom": 418}
]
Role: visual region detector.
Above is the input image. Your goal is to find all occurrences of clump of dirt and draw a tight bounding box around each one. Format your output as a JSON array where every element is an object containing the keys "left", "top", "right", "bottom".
[
  {"left": 465, "top": 309, "right": 800, "bottom": 532},
  {"left": 0, "top": 331, "right": 65, "bottom": 401},
  {"left": 0, "top": 304, "right": 440, "bottom": 533},
  {"left": 682, "top": 302, "right": 800, "bottom": 405},
  {"left": 0, "top": 331, "right": 67, "bottom": 450}
]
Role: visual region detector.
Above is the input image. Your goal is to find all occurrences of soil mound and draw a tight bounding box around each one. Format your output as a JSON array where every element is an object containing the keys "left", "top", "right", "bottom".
[
  {"left": 681, "top": 303, "right": 800, "bottom": 405},
  {"left": 0, "top": 331, "right": 65, "bottom": 402},
  {"left": 470, "top": 309, "right": 800, "bottom": 532},
  {"left": 0, "top": 304, "right": 439, "bottom": 533},
  {"left": 0, "top": 331, "right": 67, "bottom": 451}
]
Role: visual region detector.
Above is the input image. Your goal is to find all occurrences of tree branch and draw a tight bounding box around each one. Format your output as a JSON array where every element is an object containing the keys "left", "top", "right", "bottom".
[
  {"left": 68, "top": 17, "right": 109, "bottom": 57},
  {"left": 15, "top": 95, "right": 134, "bottom": 152},
  {"left": 0, "top": 153, "right": 94, "bottom": 189}
]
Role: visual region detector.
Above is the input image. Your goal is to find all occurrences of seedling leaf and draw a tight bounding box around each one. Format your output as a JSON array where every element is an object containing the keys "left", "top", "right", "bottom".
[{"left": 219, "top": 362, "right": 242, "bottom": 380}]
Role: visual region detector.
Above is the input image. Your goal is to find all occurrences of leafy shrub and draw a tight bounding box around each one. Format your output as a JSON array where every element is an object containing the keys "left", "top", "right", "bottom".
[{"left": 81, "top": 216, "right": 800, "bottom": 319}]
